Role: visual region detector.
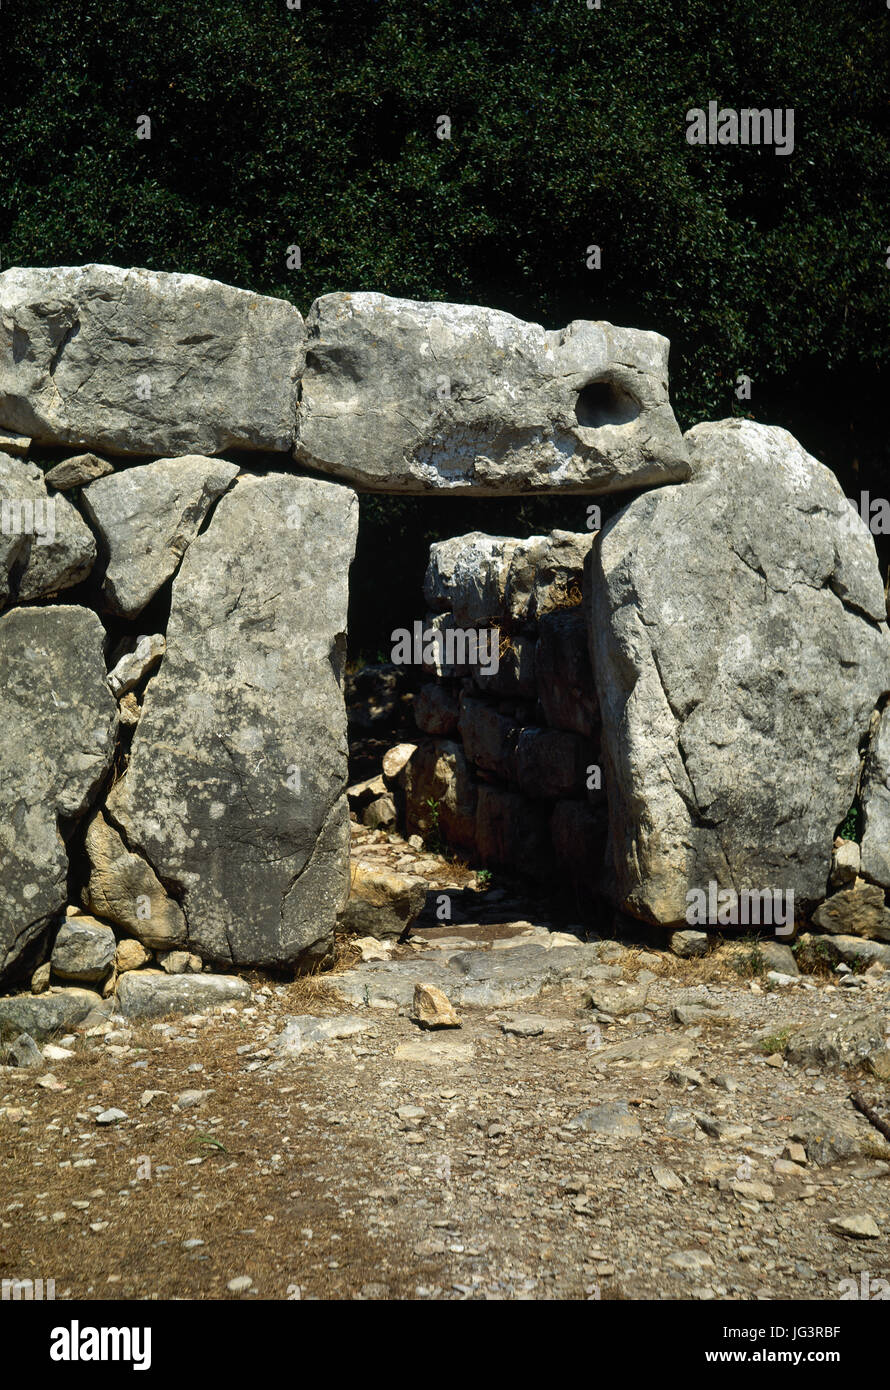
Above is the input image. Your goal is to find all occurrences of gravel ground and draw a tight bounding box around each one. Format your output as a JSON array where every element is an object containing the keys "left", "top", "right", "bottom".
[{"left": 3, "top": 905, "right": 889, "bottom": 1303}]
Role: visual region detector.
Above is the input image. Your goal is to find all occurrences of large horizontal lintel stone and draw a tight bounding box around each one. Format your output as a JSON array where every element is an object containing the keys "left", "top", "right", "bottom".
[
  {"left": 0, "top": 264, "right": 305, "bottom": 456},
  {"left": 294, "top": 292, "right": 690, "bottom": 494}
]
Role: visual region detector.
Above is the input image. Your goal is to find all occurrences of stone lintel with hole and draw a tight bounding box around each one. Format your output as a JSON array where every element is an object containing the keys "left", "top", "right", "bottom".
[{"left": 293, "top": 292, "right": 689, "bottom": 494}]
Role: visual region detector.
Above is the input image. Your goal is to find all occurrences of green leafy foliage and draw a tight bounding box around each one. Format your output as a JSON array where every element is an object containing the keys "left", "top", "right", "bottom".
[
  {"left": 2, "top": 0, "right": 889, "bottom": 647},
  {"left": 837, "top": 802, "right": 862, "bottom": 843}
]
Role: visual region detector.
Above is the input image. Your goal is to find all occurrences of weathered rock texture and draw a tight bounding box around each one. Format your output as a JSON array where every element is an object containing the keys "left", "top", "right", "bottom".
[
  {"left": 115, "top": 970, "right": 250, "bottom": 1020},
  {"left": 0, "top": 452, "right": 96, "bottom": 606},
  {"left": 425, "top": 530, "right": 593, "bottom": 627},
  {"left": 338, "top": 862, "right": 427, "bottom": 940},
  {"left": 0, "top": 988, "right": 106, "bottom": 1041},
  {"left": 400, "top": 739, "right": 479, "bottom": 856},
  {"left": 0, "top": 607, "right": 118, "bottom": 983},
  {"left": 0, "top": 265, "right": 304, "bottom": 455},
  {"left": 107, "top": 634, "right": 166, "bottom": 697},
  {"left": 811, "top": 880, "right": 890, "bottom": 942},
  {"left": 1, "top": 264, "right": 885, "bottom": 1003},
  {"left": 82, "top": 811, "right": 187, "bottom": 950},
  {"left": 588, "top": 419, "right": 890, "bottom": 925},
  {"left": 51, "top": 915, "right": 116, "bottom": 982},
  {"left": 859, "top": 707, "right": 890, "bottom": 890},
  {"left": 105, "top": 473, "right": 358, "bottom": 968},
  {"left": 0, "top": 428, "right": 30, "bottom": 457},
  {"left": 44, "top": 452, "right": 114, "bottom": 491},
  {"left": 81, "top": 455, "right": 239, "bottom": 616},
  {"left": 294, "top": 293, "right": 689, "bottom": 494}
]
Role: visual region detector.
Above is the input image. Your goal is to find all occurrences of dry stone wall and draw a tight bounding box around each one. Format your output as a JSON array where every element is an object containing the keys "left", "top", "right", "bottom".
[
  {"left": 0, "top": 265, "right": 366, "bottom": 999},
  {"left": 398, "top": 529, "right": 609, "bottom": 908},
  {"left": 398, "top": 439, "right": 890, "bottom": 947}
]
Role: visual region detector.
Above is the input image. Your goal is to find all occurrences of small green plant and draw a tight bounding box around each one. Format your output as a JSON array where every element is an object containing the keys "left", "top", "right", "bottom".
[
  {"left": 792, "top": 935, "right": 834, "bottom": 977},
  {"left": 730, "top": 935, "right": 766, "bottom": 979},
  {"left": 758, "top": 1028, "right": 792, "bottom": 1055},
  {"left": 475, "top": 868, "right": 492, "bottom": 890},
  {"left": 194, "top": 1133, "right": 228, "bottom": 1152},
  {"left": 837, "top": 801, "right": 861, "bottom": 842},
  {"left": 424, "top": 796, "right": 444, "bottom": 855}
]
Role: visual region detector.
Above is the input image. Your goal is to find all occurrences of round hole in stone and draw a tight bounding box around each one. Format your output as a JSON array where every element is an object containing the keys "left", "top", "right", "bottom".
[{"left": 575, "top": 380, "right": 642, "bottom": 428}]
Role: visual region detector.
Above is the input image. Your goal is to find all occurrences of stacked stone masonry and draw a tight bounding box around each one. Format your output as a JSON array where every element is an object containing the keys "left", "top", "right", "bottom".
[
  {"left": 399, "top": 529, "right": 608, "bottom": 910},
  {"left": 0, "top": 263, "right": 888, "bottom": 1020}
]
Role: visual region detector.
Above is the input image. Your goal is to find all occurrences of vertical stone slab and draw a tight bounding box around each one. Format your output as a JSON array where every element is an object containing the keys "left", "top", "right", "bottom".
[
  {"left": 859, "top": 708, "right": 890, "bottom": 889},
  {"left": 587, "top": 420, "right": 890, "bottom": 925},
  {"left": 0, "top": 607, "right": 118, "bottom": 983},
  {"left": 106, "top": 474, "right": 358, "bottom": 968}
]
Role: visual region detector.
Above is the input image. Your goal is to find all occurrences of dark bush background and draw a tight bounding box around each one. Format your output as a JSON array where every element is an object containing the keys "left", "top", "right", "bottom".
[{"left": 2, "top": 0, "right": 889, "bottom": 651}]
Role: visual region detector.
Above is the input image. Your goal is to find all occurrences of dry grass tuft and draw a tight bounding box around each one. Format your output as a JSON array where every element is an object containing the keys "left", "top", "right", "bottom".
[
  {"left": 284, "top": 974, "right": 342, "bottom": 1012},
  {"left": 331, "top": 934, "right": 363, "bottom": 973}
]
